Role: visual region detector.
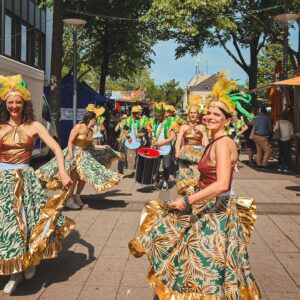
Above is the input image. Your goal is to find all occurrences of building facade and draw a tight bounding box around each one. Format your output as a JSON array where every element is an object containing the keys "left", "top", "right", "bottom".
[
  {"left": 0, "top": 0, "right": 52, "bottom": 82},
  {"left": 183, "top": 74, "right": 217, "bottom": 110}
]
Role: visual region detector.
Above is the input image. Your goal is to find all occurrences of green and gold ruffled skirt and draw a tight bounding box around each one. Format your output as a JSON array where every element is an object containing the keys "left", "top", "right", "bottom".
[
  {"left": 129, "top": 197, "right": 261, "bottom": 299},
  {"left": 87, "top": 145, "right": 125, "bottom": 168},
  {"left": 36, "top": 146, "right": 122, "bottom": 192},
  {"left": 177, "top": 145, "right": 202, "bottom": 195},
  {"left": 0, "top": 167, "right": 74, "bottom": 275}
]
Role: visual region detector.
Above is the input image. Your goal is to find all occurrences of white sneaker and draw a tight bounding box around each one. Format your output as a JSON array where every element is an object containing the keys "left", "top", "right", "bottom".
[
  {"left": 24, "top": 266, "right": 36, "bottom": 280},
  {"left": 65, "top": 198, "right": 81, "bottom": 210},
  {"left": 73, "top": 194, "right": 83, "bottom": 207},
  {"left": 3, "top": 273, "right": 23, "bottom": 294}
]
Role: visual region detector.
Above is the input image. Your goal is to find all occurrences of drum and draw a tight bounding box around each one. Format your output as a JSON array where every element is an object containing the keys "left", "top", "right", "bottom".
[{"left": 135, "top": 148, "right": 160, "bottom": 185}]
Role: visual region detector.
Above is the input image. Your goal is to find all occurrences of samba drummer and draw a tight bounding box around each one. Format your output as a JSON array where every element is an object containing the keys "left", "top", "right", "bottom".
[
  {"left": 122, "top": 106, "right": 148, "bottom": 174},
  {"left": 148, "top": 102, "right": 176, "bottom": 190}
]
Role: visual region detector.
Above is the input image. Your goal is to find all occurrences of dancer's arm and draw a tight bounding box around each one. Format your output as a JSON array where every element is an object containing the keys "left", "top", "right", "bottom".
[
  {"left": 175, "top": 126, "right": 185, "bottom": 158},
  {"left": 169, "top": 138, "right": 236, "bottom": 210},
  {"left": 33, "top": 121, "right": 72, "bottom": 187},
  {"left": 67, "top": 124, "right": 81, "bottom": 160}
]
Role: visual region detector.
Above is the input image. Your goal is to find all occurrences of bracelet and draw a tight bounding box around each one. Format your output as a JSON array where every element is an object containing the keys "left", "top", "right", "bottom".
[{"left": 182, "top": 195, "right": 191, "bottom": 210}]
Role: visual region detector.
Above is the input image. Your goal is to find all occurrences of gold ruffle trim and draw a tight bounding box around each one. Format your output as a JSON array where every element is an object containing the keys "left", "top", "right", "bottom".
[
  {"left": 129, "top": 197, "right": 260, "bottom": 299},
  {"left": 36, "top": 148, "right": 123, "bottom": 193},
  {"left": 0, "top": 217, "right": 74, "bottom": 275},
  {"left": 0, "top": 169, "right": 75, "bottom": 275},
  {"left": 149, "top": 271, "right": 261, "bottom": 300}
]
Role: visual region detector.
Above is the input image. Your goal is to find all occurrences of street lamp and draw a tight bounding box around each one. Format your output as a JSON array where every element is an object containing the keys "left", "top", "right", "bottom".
[
  {"left": 274, "top": 13, "right": 299, "bottom": 110},
  {"left": 63, "top": 18, "right": 87, "bottom": 126}
]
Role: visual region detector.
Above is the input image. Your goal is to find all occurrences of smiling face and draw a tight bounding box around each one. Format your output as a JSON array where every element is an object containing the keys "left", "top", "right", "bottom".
[
  {"left": 206, "top": 106, "right": 231, "bottom": 133},
  {"left": 188, "top": 107, "right": 199, "bottom": 122},
  {"left": 6, "top": 95, "right": 24, "bottom": 118}
]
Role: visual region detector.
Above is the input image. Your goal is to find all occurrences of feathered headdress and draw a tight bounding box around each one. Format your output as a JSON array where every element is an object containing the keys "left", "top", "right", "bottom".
[
  {"left": 187, "top": 95, "right": 203, "bottom": 113},
  {"left": 165, "top": 104, "right": 176, "bottom": 112},
  {"left": 206, "top": 71, "right": 237, "bottom": 115},
  {"left": 0, "top": 75, "right": 31, "bottom": 101},
  {"left": 153, "top": 102, "right": 166, "bottom": 114},
  {"left": 131, "top": 105, "right": 143, "bottom": 113}
]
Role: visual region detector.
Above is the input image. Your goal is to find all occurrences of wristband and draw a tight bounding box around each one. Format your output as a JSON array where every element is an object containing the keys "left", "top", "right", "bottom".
[{"left": 183, "top": 195, "right": 191, "bottom": 210}]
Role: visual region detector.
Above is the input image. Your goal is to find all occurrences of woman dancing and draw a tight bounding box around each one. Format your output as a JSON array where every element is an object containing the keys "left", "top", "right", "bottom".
[
  {"left": 129, "top": 73, "right": 260, "bottom": 299},
  {"left": 0, "top": 75, "right": 74, "bottom": 294},
  {"left": 36, "top": 107, "right": 123, "bottom": 210},
  {"left": 175, "top": 99, "right": 208, "bottom": 195}
]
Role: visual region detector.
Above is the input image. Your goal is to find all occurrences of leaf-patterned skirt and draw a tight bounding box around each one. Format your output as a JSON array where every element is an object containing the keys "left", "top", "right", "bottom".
[
  {"left": 177, "top": 145, "right": 202, "bottom": 196},
  {"left": 129, "top": 197, "right": 261, "bottom": 299},
  {"left": 36, "top": 146, "right": 122, "bottom": 192},
  {"left": 87, "top": 145, "right": 125, "bottom": 168},
  {"left": 0, "top": 167, "right": 74, "bottom": 275}
]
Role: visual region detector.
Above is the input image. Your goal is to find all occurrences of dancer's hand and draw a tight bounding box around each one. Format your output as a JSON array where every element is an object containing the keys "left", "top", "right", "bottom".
[
  {"left": 153, "top": 141, "right": 162, "bottom": 147},
  {"left": 67, "top": 152, "right": 73, "bottom": 160},
  {"left": 175, "top": 151, "right": 180, "bottom": 159},
  {"left": 59, "top": 172, "right": 72, "bottom": 188},
  {"left": 168, "top": 197, "right": 186, "bottom": 211}
]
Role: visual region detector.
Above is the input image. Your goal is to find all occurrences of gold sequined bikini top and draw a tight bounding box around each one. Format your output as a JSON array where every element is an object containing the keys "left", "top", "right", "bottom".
[
  {"left": 73, "top": 129, "right": 93, "bottom": 149},
  {"left": 0, "top": 124, "right": 35, "bottom": 164},
  {"left": 183, "top": 124, "right": 203, "bottom": 146}
]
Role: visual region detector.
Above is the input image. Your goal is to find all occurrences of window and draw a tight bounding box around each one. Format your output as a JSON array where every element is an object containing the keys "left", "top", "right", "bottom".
[
  {"left": 21, "top": 25, "right": 28, "bottom": 62},
  {"left": 4, "top": 15, "right": 12, "bottom": 56},
  {"left": 33, "top": 30, "right": 44, "bottom": 68}
]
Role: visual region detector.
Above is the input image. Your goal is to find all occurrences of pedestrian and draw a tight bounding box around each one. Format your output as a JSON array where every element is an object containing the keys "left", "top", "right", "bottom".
[
  {"left": 0, "top": 75, "right": 74, "bottom": 294},
  {"left": 36, "top": 106, "right": 123, "bottom": 210},
  {"left": 253, "top": 107, "right": 272, "bottom": 168},
  {"left": 129, "top": 73, "right": 260, "bottom": 299},
  {"left": 148, "top": 102, "right": 176, "bottom": 190},
  {"left": 274, "top": 111, "right": 294, "bottom": 172}
]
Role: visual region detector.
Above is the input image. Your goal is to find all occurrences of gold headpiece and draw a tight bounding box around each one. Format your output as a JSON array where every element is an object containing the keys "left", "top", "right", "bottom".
[
  {"left": 86, "top": 104, "right": 96, "bottom": 112},
  {"left": 0, "top": 75, "right": 31, "bottom": 101},
  {"left": 153, "top": 101, "right": 166, "bottom": 114},
  {"left": 165, "top": 104, "right": 176, "bottom": 112},
  {"left": 95, "top": 107, "right": 105, "bottom": 117},
  {"left": 131, "top": 106, "right": 141, "bottom": 113},
  {"left": 205, "top": 71, "right": 237, "bottom": 115},
  {"left": 187, "top": 95, "right": 203, "bottom": 113}
]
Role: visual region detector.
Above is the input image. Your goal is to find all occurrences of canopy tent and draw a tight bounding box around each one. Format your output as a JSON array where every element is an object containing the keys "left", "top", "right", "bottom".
[
  {"left": 271, "top": 76, "right": 300, "bottom": 86},
  {"left": 44, "top": 74, "right": 109, "bottom": 147}
]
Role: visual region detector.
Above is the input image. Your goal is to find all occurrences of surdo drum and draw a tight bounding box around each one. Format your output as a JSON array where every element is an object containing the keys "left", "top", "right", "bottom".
[{"left": 135, "top": 148, "right": 160, "bottom": 185}]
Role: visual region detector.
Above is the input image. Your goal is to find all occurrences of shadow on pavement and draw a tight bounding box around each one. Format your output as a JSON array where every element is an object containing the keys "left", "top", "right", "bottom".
[
  {"left": 1, "top": 230, "right": 95, "bottom": 296},
  {"left": 285, "top": 186, "right": 300, "bottom": 192},
  {"left": 83, "top": 198, "right": 128, "bottom": 210}
]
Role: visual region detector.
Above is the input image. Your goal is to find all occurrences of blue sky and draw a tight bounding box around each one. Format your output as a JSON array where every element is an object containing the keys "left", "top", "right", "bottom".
[{"left": 150, "top": 27, "right": 299, "bottom": 87}]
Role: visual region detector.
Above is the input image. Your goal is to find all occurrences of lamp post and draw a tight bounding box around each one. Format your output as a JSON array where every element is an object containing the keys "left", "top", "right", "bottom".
[
  {"left": 63, "top": 18, "right": 87, "bottom": 126},
  {"left": 274, "top": 13, "right": 299, "bottom": 110}
]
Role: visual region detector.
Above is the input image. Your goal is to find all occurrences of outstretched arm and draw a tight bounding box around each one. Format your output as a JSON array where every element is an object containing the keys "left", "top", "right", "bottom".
[{"left": 33, "top": 121, "right": 72, "bottom": 187}]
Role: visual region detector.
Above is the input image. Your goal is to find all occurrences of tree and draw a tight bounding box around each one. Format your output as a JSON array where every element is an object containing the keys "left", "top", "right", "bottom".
[
  {"left": 64, "top": 0, "right": 157, "bottom": 95},
  {"left": 143, "top": 0, "right": 299, "bottom": 111},
  {"left": 258, "top": 42, "right": 294, "bottom": 99},
  {"left": 159, "top": 79, "right": 184, "bottom": 108}
]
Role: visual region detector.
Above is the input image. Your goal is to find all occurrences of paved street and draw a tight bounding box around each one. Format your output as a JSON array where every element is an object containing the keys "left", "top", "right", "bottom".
[{"left": 1, "top": 156, "right": 300, "bottom": 299}]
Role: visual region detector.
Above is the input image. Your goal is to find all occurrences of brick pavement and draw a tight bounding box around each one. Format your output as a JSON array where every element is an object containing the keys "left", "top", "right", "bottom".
[{"left": 1, "top": 157, "right": 300, "bottom": 299}]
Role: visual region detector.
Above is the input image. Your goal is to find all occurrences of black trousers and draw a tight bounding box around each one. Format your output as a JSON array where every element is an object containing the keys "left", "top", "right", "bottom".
[
  {"left": 278, "top": 140, "right": 291, "bottom": 168},
  {"left": 155, "top": 153, "right": 171, "bottom": 183}
]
